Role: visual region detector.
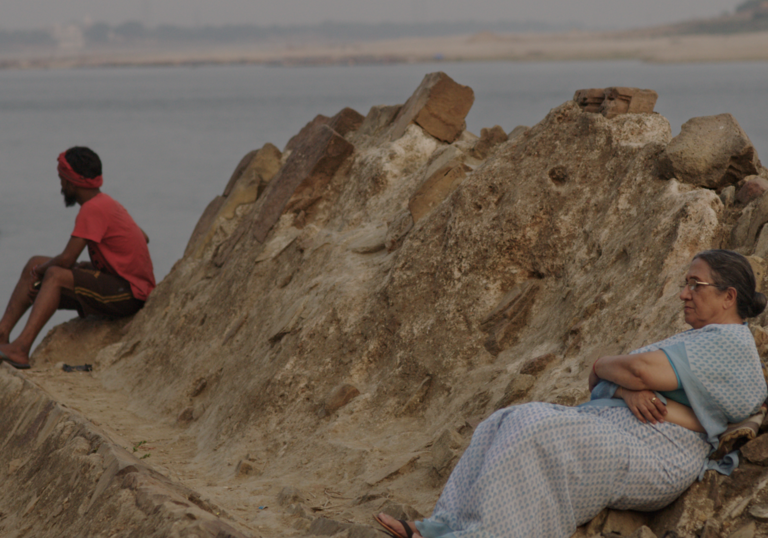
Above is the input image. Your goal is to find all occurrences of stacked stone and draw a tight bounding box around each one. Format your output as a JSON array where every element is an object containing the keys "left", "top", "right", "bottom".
[
  {"left": 572, "top": 87, "right": 658, "bottom": 118},
  {"left": 573, "top": 88, "right": 607, "bottom": 113}
]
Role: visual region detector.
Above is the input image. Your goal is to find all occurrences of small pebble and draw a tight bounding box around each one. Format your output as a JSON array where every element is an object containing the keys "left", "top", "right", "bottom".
[{"left": 749, "top": 503, "right": 768, "bottom": 521}]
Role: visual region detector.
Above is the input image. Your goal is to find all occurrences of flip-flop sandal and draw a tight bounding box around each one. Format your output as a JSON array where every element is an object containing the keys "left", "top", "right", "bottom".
[
  {"left": 0, "top": 350, "right": 30, "bottom": 370},
  {"left": 373, "top": 514, "right": 414, "bottom": 538}
]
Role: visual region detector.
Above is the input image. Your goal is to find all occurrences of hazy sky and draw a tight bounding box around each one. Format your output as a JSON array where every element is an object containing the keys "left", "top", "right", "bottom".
[{"left": 0, "top": 0, "right": 746, "bottom": 30}]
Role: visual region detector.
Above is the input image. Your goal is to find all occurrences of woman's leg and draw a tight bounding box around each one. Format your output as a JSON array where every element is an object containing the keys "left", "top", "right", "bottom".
[
  {"left": 375, "top": 513, "right": 422, "bottom": 538},
  {"left": 606, "top": 413, "right": 710, "bottom": 511},
  {"left": 418, "top": 404, "right": 633, "bottom": 538}
]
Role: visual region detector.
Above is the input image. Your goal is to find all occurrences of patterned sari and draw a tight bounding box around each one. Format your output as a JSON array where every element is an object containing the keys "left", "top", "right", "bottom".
[{"left": 416, "top": 324, "right": 766, "bottom": 538}]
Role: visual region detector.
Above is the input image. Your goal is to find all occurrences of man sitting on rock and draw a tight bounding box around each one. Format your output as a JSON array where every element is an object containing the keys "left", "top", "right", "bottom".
[{"left": 0, "top": 146, "right": 155, "bottom": 369}]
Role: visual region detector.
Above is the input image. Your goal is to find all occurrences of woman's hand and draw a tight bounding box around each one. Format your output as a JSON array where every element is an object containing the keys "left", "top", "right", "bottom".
[
  {"left": 616, "top": 387, "right": 668, "bottom": 425},
  {"left": 589, "top": 366, "right": 600, "bottom": 392}
]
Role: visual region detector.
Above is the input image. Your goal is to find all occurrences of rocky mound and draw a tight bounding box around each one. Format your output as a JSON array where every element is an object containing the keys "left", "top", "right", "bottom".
[{"left": 4, "top": 72, "right": 768, "bottom": 538}]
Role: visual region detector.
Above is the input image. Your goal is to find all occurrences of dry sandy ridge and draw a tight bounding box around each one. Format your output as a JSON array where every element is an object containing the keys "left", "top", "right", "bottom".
[
  {"left": 3, "top": 29, "right": 768, "bottom": 70},
  {"left": 8, "top": 360, "right": 390, "bottom": 537},
  {"left": 20, "top": 362, "right": 288, "bottom": 537},
  {"left": 5, "top": 317, "right": 439, "bottom": 538}
]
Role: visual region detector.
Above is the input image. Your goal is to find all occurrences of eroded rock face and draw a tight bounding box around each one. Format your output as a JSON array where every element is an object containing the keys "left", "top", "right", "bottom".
[
  {"left": 470, "top": 125, "right": 508, "bottom": 159},
  {"left": 659, "top": 113, "right": 761, "bottom": 191},
  {"left": 90, "top": 94, "right": 724, "bottom": 531},
  {"left": 186, "top": 142, "right": 283, "bottom": 259},
  {"left": 408, "top": 160, "right": 471, "bottom": 223},
  {"left": 738, "top": 175, "right": 768, "bottom": 205},
  {"left": 16, "top": 76, "right": 768, "bottom": 538}
]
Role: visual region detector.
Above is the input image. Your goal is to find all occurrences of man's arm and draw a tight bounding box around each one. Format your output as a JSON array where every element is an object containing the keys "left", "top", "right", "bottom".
[{"left": 33, "top": 236, "right": 88, "bottom": 278}]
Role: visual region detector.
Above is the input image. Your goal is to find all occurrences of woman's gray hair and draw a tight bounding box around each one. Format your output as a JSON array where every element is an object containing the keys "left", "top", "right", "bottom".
[{"left": 694, "top": 249, "right": 767, "bottom": 319}]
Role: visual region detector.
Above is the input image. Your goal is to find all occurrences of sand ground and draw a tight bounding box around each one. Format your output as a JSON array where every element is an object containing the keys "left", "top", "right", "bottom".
[
  {"left": 22, "top": 353, "right": 434, "bottom": 537},
  {"left": 24, "top": 363, "right": 294, "bottom": 536}
]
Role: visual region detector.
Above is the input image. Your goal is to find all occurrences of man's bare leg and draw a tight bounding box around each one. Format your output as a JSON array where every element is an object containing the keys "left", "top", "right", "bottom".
[
  {"left": 0, "top": 265, "right": 74, "bottom": 366},
  {"left": 0, "top": 256, "right": 51, "bottom": 344}
]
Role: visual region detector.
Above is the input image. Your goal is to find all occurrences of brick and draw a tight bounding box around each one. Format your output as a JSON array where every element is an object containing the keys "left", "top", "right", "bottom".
[{"left": 391, "top": 72, "right": 474, "bottom": 143}]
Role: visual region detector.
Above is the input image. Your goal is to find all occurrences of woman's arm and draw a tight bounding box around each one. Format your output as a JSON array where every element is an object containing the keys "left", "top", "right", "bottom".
[
  {"left": 591, "top": 348, "right": 706, "bottom": 433},
  {"left": 591, "top": 350, "right": 679, "bottom": 392},
  {"left": 665, "top": 399, "right": 706, "bottom": 432}
]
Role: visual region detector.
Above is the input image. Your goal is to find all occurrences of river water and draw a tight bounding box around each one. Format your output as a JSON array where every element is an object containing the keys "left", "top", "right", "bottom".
[{"left": 1, "top": 60, "right": 767, "bottom": 344}]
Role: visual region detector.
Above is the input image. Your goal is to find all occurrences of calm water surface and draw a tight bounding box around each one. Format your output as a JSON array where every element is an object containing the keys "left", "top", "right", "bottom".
[{"left": 1, "top": 61, "right": 767, "bottom": 342}]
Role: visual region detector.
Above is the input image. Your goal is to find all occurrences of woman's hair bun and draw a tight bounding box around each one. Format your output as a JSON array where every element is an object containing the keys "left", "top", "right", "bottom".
[{"left": 750, "top": 292, "right": 768, "bottom": 318}]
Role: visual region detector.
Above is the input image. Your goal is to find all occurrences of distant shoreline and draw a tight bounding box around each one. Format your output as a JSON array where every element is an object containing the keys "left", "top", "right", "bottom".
[{"left": 2, "top": 29, "right": 768, "bottom": 70}]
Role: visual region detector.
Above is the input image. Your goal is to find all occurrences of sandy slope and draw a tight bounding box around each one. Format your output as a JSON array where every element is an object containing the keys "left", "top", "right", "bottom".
[
  {"left": 20, "top": 317, "right": 435, "bottom": 537},
  {"left": 23, "top": 363, "right": 290, "bottom": 536}
]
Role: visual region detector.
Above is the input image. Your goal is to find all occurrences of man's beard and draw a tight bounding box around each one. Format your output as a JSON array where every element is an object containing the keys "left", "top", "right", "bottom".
[{"left": 62, "top": 190, "right": 77, "bottom": 207}]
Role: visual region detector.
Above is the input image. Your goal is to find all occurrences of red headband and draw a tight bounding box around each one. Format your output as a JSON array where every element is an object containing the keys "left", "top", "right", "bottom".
[{"left": 57, "top": 152, "right": 103, "bottom": 189}]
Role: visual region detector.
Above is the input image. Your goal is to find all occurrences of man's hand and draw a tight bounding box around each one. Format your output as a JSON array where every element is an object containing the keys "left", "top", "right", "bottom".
[
  {"left": 27, "top": 279, "right": 40, "bottom": 303},
  {"left": 26, "top": 265, "right": 43, "bottom": 302}
]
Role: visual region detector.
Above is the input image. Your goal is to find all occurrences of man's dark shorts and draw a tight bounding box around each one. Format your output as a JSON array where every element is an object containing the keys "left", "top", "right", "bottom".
[{"left": 59, "top": 268, "right": 145, "bottom": 318}]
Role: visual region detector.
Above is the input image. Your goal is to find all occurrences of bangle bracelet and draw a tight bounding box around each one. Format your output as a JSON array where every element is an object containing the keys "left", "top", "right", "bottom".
[{"left": 592, "top": 358, "right": 600, "bottom": 376}]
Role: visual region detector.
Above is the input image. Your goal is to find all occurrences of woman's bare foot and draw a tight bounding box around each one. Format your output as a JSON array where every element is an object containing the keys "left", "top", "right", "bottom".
[{"left": 374, "top": 513, "right": 422, "bottom": 538}]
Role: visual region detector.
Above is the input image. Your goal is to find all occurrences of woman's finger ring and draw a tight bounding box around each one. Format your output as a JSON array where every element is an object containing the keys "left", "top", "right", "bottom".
[{"left": 650, "top": 397, "right": 657, "bottom": 403}]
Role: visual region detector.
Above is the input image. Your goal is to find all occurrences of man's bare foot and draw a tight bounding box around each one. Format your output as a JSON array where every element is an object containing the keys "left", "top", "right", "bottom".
[
  {"left": 0, "top": 343, "right": 30, "bottom": 369},
  {"left": 374, "top": 513, "right": 422, "bottom": 538}
]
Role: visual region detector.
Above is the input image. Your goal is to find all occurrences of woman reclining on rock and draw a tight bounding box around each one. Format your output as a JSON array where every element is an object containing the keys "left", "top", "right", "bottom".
[{"left": 376, "top": 249, "right": 768, "bottom": 538}]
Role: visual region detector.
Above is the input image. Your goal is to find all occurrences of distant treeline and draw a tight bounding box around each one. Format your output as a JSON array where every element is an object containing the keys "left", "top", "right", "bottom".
[
  {"left": 2, "top": 0, "right": 767, "bottom": 51},
  {"left": 681, "top": 0, "right": 768, "bottom": 34},
  {"left": 681, "top": 16, "right": 768, "bottom": 35},
  {"left": 736, "top": 0, "right": 768, "bottom": 12},
  {"left": 87, "top": 20, "right": 571, "bottom": 43},
  {"left": 677, "top": 0, "right": 768, "bottom": 34},
  {"left": 0, "top": 20, "right": 568, "bottom": 50}
]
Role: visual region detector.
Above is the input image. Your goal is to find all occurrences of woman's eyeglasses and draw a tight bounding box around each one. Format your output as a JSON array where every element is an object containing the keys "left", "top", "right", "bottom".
[{"left": 681, "top": 279, "right": 714, "bottom": 293}]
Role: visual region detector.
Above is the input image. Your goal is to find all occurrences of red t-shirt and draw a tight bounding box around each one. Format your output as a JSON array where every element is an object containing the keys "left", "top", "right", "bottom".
[{"left": 72, "top": 193, "right": 156, "bottom": 301}]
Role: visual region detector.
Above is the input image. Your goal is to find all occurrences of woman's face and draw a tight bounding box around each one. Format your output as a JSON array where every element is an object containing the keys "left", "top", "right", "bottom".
[{"left": 679, "top": 258, "right": 732, "bottom": 329}]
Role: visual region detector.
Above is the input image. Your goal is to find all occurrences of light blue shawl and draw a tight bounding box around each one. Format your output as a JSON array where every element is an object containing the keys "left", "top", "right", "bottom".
[{"left": 582, "top": 323, "right": 767, "bottom": 476}]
